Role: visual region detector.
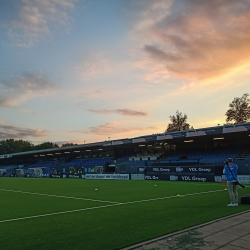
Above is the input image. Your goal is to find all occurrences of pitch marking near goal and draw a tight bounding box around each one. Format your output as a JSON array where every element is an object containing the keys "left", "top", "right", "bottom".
[
  {"left": 0, "top": 189, "right": 228, "bottom": 223},
  {"left": 0, "top": 189, "right": 120, "bottom": 204}
]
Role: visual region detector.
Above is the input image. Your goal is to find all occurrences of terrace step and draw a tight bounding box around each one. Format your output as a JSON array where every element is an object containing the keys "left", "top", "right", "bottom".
[{"left": 236, "top": 149, "right": 250, "bottom": 160}]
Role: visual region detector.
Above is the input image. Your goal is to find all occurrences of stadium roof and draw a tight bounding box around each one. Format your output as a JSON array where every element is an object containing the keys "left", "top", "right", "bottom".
[{"left": 1, "top": 122, "right": 250, "bottom": 158}]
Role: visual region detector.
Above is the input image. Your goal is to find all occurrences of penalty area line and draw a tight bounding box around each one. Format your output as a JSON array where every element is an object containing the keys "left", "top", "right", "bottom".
[
  {"left": 0, "top": 188, "right": 120, "bottom": 204},
  {"left": 0, "top": 189, "right": 227, "bottom": 223}
]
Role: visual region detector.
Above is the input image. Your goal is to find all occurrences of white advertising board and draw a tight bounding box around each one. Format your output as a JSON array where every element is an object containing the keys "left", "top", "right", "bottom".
[
  {"left": 85, "top": 174, "right": 129, "bottom": 180},
  {"left": 131, "top": 174, "right": 144, "bottom": 180},
  {"left": 237, "top": 175, "right": 250, "bottom": 184}
]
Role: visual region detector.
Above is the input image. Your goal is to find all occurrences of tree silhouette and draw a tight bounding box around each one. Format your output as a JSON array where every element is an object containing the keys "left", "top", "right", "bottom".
[
  {"left": 225, "top": 93, "right": 250, "bottom": 124},
  {"left": 165, "top": 110, "right": 193, "bottom": 133},
  {"left": 35, "top": 142, "right": 59, "bottom": 150},
  {"left": 0, "top": 139, "right": 34, "bottom": 154},
  {"left": 61, "top": 143, "right": 77, "bottom": 147},
  {"left": 0, "top": 140, "right": 60, "bottom": 154}
]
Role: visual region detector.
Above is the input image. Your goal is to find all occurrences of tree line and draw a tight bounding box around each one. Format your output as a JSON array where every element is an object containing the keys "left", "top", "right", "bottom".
[
  {"left": 165, "top": 93, "right": 250, "bottom": 133},
  {"left": 0, "top": 141, "right": 77, "bottom": 155},
  {"left": 1, "top": 93, "right": 250, "bottom": 155}
]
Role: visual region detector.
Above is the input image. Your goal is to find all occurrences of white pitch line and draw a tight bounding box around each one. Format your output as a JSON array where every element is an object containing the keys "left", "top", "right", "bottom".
[
  {"left": 0, "top": 189, "right": 227, "bottom": 223},
  {"left": 0, "top": 189, "right": 120, "bottom": 204},
  {"left": 182, "top": 190, "right": 225, "bottom": 196},
  {"left": 0, "top": 203, "right": 123, "bottom": 223},
  {"left": 194, "top": 184, "right": 225, "bottom": 186},
  {"left": 125, "top": 189, "right": 225, "bottom": 203}
]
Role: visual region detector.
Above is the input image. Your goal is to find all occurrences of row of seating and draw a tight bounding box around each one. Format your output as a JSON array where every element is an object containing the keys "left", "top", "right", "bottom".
[
  {"left": 64, "top": 158, "right": 112, "bottom": 166},
  {"left": 0, "top": 165, "right": 17, "bottom": 169},
  {"left": 129, "top": 153, "right": 162, "bottom": 161},
  {"left": 161, "top": 160, "right": 199, "bottom": 163},
  {"left": 164, "top": 149, "right": 242, "bottom": 163},
  {"left": 245, "top": 155, "right": 250, "bottom": 160},
  {"left": 116, "top": 156, "right": 130, "bottom": 162},
  {"left": 28, "top": 161, "right": 59, "bottom": 168}
]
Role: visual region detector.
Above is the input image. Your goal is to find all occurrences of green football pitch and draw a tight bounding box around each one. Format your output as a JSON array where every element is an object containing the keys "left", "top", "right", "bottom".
[{"left": 0, "top": 178, "right": 249, "bottom": 250}]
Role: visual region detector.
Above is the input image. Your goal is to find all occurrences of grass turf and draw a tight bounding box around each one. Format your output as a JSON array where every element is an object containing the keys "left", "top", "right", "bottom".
[{"left": 0, "top": 178, "right": 249, "bottom": 250}]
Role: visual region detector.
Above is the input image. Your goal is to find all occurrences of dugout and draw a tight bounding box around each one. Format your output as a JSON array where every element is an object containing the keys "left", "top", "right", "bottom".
[
  {"left": 0, "top": 169, "right": 7, "bottom": 176},
  {"left": 14, "top": 169, "right": 25, "bottom": 177},
  {"left": 27, "top": 168, "right": 43, "bottom": 177}
]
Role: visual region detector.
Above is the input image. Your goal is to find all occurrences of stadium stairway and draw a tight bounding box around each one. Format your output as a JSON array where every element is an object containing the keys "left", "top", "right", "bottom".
[{"left": 236, "top": 148, "right": 250, "bottom": 160}]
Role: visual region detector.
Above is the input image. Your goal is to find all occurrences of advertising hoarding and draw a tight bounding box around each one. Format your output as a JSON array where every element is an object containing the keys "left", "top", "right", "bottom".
[
  {"left": 144, "top": 173, "right": 217, "bottom": 182},
  {"left": 85, "top": 174, "right": 129, "bottom": 180},
  {"left": 237, "top": 175, "right": 250, "bottom": 184}
]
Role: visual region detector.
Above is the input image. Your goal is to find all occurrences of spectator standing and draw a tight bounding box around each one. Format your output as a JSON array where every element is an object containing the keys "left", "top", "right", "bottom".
[{"left": 223, "top": 158, "right": 238, "bottom": 206}]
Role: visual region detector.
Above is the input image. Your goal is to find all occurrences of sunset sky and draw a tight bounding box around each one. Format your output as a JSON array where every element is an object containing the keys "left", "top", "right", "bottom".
[{"left": 0, "top": 0, "right": 250, "bottom": 145}]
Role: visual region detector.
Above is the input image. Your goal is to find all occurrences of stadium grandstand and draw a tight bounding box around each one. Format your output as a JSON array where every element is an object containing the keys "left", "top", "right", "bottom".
[{"left": 1, "top": 122, "right": 250, "bottom": 180}]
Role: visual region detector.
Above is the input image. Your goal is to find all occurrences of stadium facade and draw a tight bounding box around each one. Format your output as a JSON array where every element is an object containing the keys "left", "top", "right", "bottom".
[{"left": 0, "top": 122, "right": 250, "bottom": 182}]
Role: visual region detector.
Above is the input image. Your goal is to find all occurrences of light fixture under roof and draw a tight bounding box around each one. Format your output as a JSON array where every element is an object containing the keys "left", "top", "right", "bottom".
[
  {"left": 47, "top": 154, "right": 53, "bottom": 155},
  {"left": 213, "top": 137, "right": 224, "bottom": 140},
  {"left": 184, "top": 140, "right": 193, "bottom": 143},
  {"left": 74, "top": 151, "right": 80, "bottom": 152},
  {"left": 86, "top": 150, "right": 91, "bottom": 151},
  {"left": 55, "top": 153, "right": 61, "bottom": 154},
  {"left": 98, "top": 149, "right": 103, "bottom": 150},
  {"left": 40, "top": 155, "right": 45, "bottom": 156},
  {"left": 139, "top": 145, "right": 146, "bottom": 147},
  {"left": 64, "top": 152, "right": 70, "bottom": 153}
]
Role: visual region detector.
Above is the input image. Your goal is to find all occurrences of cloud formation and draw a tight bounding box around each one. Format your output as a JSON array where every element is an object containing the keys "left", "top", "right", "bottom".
[
  {"left": 0, "top": 72, "right": 55, "bottom": 107},
  {"left": 89, "top": 109, "right": 148, "bottom": 117},
  {"left": 75, "top": 54, "right": 112, "bottom": 80},
  {"left": 132, "top": 0, "right": 250, "bottom": 81},
  {"left": 6, "top": 0, "right": 78, "bottom": 47},
  {"left": 0, "top": 124, "right": 47, "bottom": 139},
  {"left": 85, "top": 122, "right": 156, "bottom": 135}
]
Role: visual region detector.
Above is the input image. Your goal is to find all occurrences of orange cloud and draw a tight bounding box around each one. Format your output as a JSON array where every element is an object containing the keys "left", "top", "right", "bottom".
[
  {"left": 84, "top": 122, "right": 156, "bottom": 135},
  {"left": 89, "top": 109, "right": 148, "bottom": 117},
  {"left": 133, "top": 0, "right": 250, "bottom": 81}
]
